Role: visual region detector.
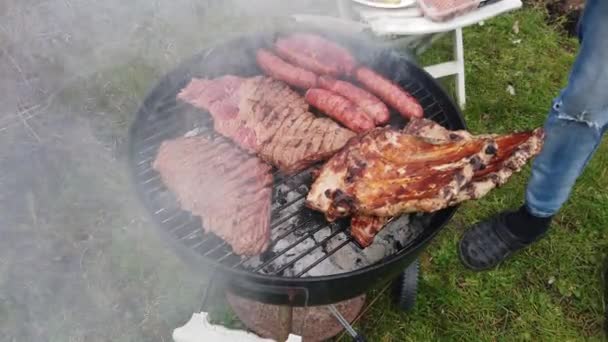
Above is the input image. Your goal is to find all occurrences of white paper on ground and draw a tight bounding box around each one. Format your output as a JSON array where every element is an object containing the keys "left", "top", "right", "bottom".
[{"left": 173, "top": 312, "right": 302, "bottom": 342}]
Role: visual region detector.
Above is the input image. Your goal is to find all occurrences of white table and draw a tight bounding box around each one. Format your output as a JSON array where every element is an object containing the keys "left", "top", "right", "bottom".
[{"left": 297, "top": 0, "right": 522, "bottom": 108}]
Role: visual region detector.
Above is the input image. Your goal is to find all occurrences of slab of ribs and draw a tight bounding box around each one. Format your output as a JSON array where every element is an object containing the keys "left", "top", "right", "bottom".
[
  {"left": 306, "top": 118, "right": 544, "bottom": 247},
  {"left": 151, "top": 32, "right": 545, "bottom": 255}
]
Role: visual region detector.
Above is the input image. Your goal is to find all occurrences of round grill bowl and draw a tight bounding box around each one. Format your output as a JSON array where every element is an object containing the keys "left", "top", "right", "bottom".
[{"left": 128, "top": 29, "right": 466, "bottom": 306}]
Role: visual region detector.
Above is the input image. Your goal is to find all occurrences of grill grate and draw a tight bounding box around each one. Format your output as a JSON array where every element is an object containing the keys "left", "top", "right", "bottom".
[
  {"left": 131, "top": 75, "right": 451, "bottom": 278},
  {"left": 129, "top": 33, "right": 465, "bottom": 281}
]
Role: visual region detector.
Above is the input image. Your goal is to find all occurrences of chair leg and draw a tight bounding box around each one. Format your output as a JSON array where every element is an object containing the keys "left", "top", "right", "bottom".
[
  {"left": 415, "top": 32, "right": 447, "bottom": 56},
  {"left": 454, "top": 28, "right": 466, "bottom": 108}
]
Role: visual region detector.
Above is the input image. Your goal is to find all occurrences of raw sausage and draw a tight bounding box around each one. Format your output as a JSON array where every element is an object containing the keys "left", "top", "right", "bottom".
[
  {"left": 305, "top": 88, "right": 375, "bottom": 133},
  {"left": 355, "top": 66, "right": 424, "bottom": 119},
  {"left": 275, "top": 33, "right": 357, "bottom": 77},
  {"left": 318, "top": 76, "right": 390, "bottom": 125},
  {"left": 305, "top": 89, "right": 375, "bottom": 133},
  {"left": 275, "top": 36, "right": 337, "bottom": 76},
  {"left": 256, "top": 48, "right": 318, "bottom": 89}
]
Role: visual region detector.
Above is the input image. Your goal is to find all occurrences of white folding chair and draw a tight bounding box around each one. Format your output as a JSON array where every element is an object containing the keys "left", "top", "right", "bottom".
[{"left": 295, "top": 0, "right": 522, "bottom": 108}]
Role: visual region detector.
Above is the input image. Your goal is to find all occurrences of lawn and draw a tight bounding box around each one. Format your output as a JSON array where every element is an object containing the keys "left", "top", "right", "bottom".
[{"left": 334, "top": 7, "right": 608, "bottom": 342}]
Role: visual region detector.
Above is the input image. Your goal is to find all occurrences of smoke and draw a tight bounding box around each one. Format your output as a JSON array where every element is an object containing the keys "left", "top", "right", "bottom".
[
  {"left": 1, "top": 0, "right": 338, "bottom": 90},
  {"left": 0, "top": 0, "right": 337, "bottom": 341}
]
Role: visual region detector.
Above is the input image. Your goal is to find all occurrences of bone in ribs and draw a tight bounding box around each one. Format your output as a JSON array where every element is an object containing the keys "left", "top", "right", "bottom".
[
  {"left": 177, "top": 75, "right": 356, "bottom": 174},
  {"left": 306, "top": 118, "right": 544, "bottom": 247},
  {"left": 403, "top": 118, "right": 545, "bottom": 205},
  {"left": 152, "top": 136, "right": 272, "bottom": 256},
  {"left": 350, "top": 215, "right": 390, "bottom": 248},
  {"left": 306, "top": 124, "right": 498, "bottom": 220}
]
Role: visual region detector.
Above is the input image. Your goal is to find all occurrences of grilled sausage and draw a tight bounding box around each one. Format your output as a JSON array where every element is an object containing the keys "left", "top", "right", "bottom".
[
  {"left": 275, "top": 33, "right": 357, "bottom": 77},
  {"left": 256, "top": 48, "right": 318, "bottom": 89},
  {"left": 318, "top": 76, "right": 390, "bottom": 125},
  {"left": 355, "top": 66, "right": 424, "bottom": 119},
  {"left": 305, "top": 88, "right": 375, "bottom": 133}
]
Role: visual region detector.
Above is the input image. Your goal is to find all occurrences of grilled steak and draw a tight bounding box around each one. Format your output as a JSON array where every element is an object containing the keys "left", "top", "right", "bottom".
[
  {"left": 178, "top": 76, "right": 356, "bottom": 174},
  {"left": 152, "top": 136, "right": 272, "bottom": 256}
]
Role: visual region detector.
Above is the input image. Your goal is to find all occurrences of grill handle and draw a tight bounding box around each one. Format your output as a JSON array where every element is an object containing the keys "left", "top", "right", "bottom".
[{"left": 227, "top": 278, "right": 312, "bottom": 306}]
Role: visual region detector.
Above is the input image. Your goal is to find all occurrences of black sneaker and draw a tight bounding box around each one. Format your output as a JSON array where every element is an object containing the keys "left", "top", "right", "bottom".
[{"left": 458, "top": 211, "right": 542, "bottom": 271}]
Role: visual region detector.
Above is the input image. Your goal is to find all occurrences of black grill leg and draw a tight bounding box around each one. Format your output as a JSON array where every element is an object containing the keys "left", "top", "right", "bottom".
[{"left": 328, "top": 304, "right": 366, "bottom": 342}]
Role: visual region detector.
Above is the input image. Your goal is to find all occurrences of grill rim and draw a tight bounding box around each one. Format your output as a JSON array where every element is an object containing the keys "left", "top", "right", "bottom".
[{"left": 127, "top": 30, "right": 466, "bottom": 288}]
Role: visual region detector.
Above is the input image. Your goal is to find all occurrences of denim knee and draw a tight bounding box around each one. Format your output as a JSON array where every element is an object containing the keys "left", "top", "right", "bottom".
[
  {"left": 551, "top": 97, "right": 608, "bottom": 134},
  {"left": 525, "top": 108, "right": 605, "bottom": 218},
  {"left": 558, "top": 0, "right": 608, "bottom": 128}
]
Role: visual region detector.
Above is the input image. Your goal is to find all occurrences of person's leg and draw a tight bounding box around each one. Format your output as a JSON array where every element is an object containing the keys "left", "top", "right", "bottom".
[
  {"left": 459, "top": 0, "right": 608, "bottom": 271},
  {"left": 525, "top": 0, "right": 608, "bottom": 218}
]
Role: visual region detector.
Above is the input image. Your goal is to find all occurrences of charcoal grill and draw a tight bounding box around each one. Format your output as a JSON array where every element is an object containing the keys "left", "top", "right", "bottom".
[{"left": 128, "top": 28, "right": 466, "bottom": 309}]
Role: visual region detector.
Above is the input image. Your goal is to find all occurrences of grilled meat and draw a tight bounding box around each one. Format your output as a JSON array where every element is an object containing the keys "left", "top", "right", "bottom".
[
  {"left": 355, "top": 66, "right": 423, "bottom": 119},
  {"left": 318, "top": 76, "right": 390, "bottom": 125},
  {"left": 178, "top": 76, "right": 356, "bottom": 174},
  {"left": 348, "top": 120, "right": 544, "bottom": 245},
  {"left": 274, "top": 33, "right": 357, "bottom": 77},
  {"left": 152, "top": 136, "right": 272, "bottom": 256},
  {"left": 403, "top": 118, "right": 545, "bottom": 204},
  {"left": 350, "top": 215, "right": 389, "bottom": 248},
  {"left": 306, "top": 126, "right": 498, "bottom": 220},
  {"left": 305, "top": 88, "right": 375, "bottom": 133},
  {"left": 256, "top": 48, "right": 318, "bottom": 89}
]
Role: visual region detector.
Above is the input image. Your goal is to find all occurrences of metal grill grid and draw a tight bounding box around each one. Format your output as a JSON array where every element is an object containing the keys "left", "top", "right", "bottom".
[{"left": 130, "top": 72, "right": 453, "bottom": 278}]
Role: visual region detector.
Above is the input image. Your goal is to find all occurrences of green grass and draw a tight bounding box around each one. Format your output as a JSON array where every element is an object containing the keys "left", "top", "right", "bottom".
[{"left": 335, "top": 8, "right": 608, "bottom": 342}]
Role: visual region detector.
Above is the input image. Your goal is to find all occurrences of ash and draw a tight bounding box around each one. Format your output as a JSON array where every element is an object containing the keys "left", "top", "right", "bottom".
[{"left": 242, "top": 213, "right": 429, "bottom": 278}]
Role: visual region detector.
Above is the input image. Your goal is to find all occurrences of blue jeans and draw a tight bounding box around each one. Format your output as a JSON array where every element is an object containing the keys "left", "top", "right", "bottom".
[{"left": 525, "top": 0, "right": 608, "bottom": 218}]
